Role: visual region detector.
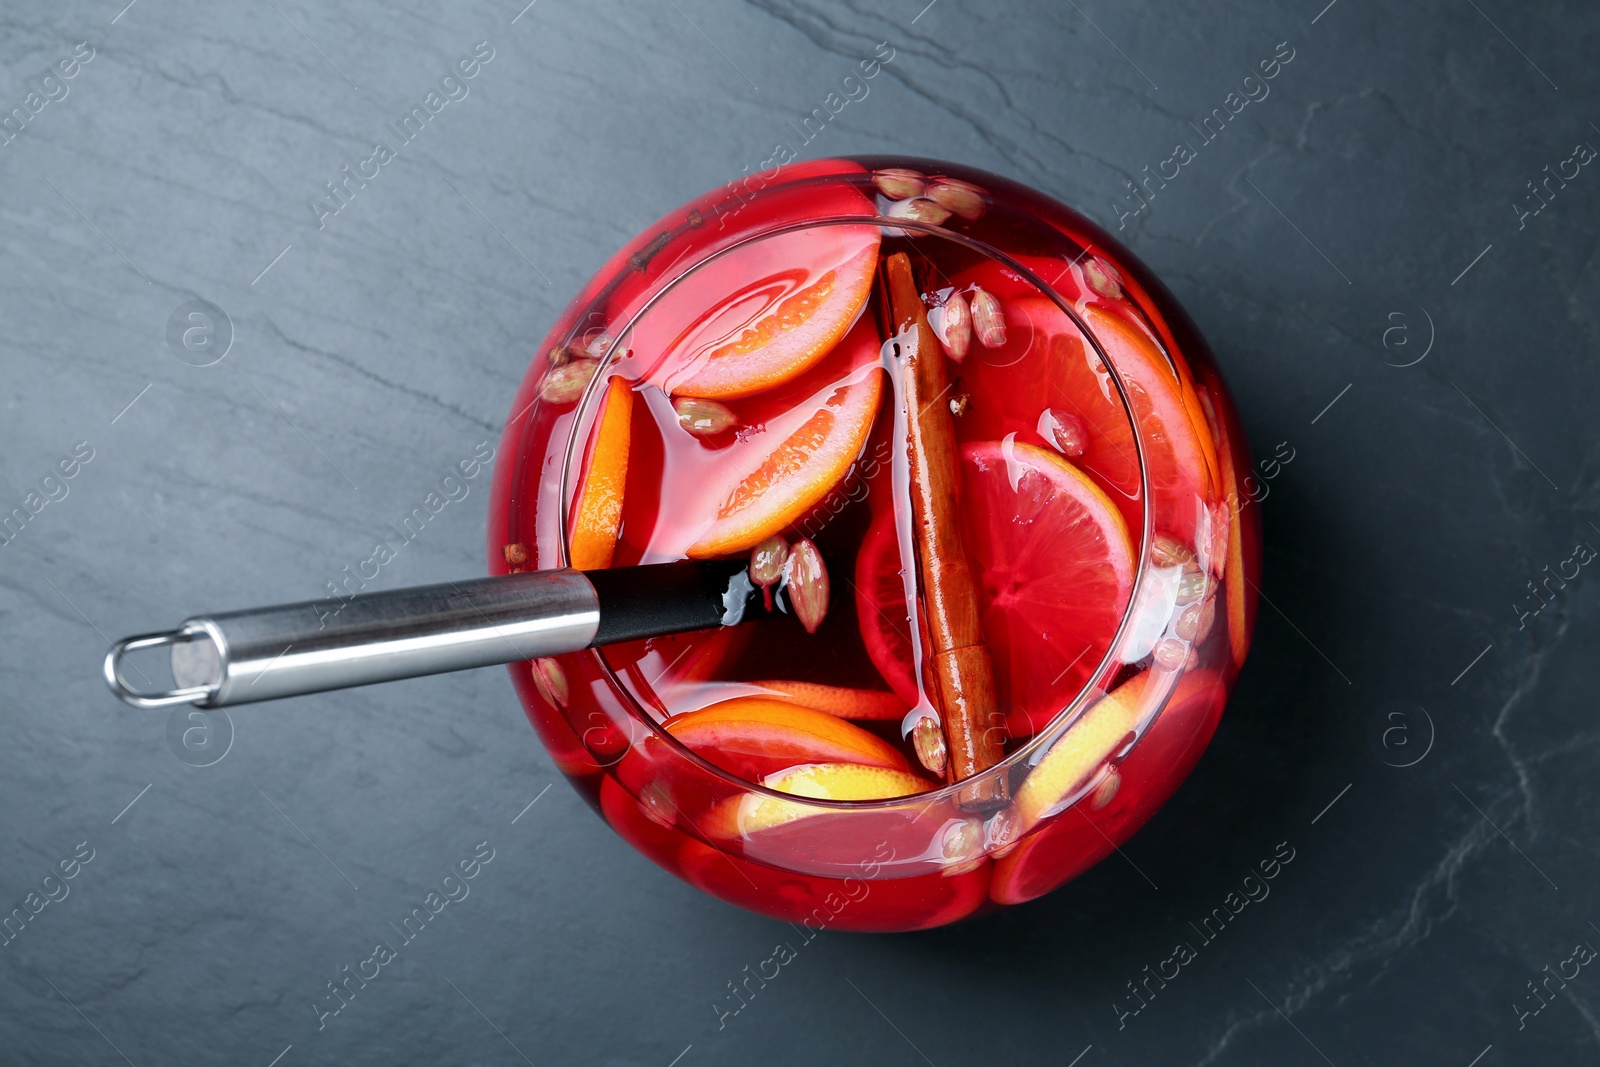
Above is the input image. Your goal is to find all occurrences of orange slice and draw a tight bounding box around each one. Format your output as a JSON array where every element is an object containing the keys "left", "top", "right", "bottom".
[
  {"left": 685, "top": 320, "right": 883, "bottom": 557},
  {"left": 1202, "top": 388, "right": 1253, "bottom": 670},
  {"left": 568, "top": 375, "right": 633, "bottom": 570},
  {"left": 747, "top": 680, "right": 907, "bottom": 721},
  {"left": 642, "top": 210, "right": 881, "bottom": 400},
  {"left": 663, "top": 697, "right": 910, "bottom": 782}
]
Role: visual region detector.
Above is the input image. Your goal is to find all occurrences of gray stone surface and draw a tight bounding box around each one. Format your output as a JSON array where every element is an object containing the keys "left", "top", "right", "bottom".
[{"left": 2, "top": 0, "right": 1597, "bottom": 1063}]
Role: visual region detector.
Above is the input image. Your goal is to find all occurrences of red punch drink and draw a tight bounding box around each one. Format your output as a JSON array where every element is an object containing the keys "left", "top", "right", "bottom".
[{"left": 489, "top": 158, "right": 1260, "bottom": 930}]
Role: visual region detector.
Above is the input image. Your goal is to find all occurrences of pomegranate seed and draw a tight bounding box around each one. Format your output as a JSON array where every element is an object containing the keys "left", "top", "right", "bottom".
[
  {"left": 1175, "top": 567, "right": 1208, "bottom": 605},
  {"left": 1037, "top": 407, "right": 1087, "bottom": 457},
  {"left": 872, "top": 168, "right": 925, "bottom": 200},
  {"left": 1082, "top": 256, "right": 1124, "bottom": 299},
  {"left": 784, "top": 538, "right": 829, "bottom": 634},
  {"left": 1176, "top": 598, "right": 1216, "bottom": 642},
  {"left": 1090, "top": 768, "right": 1121, "bottom": 810},
  {"left": 639, "top": 781, "right": 677, "bottom": 828},
  {"left": 540, "top": 358, "right": 599, "bottom": 404},
  {"left": 941, "top": 817, "right": 986, "bottom": 875},
  {"left": 583, "top": 716, "right": 630, "bottom": 759},
  {"left": 937, "top": 290, "right": 972, "bottom": 361},
  {"left": 580, "top": 330, "right": 615, "bottom": 360},
  {"left": 926, "top": 178, "right": 986, "bottom": 220},
  {"left": 985, "top": 806, "right": 1021, "bottom": 856},
  {"left": 911, "top": 715, "right": 948, "bottom": 776},
  {"left": 887, "top": 197, "right": 952, "bottom": 226},
  {"left": 1150, "top": 534, "right": 1194, "bottom": 568},
  {"left": 1153, "top": 637, "right": 1187, "bottom": 671},
  {"left": 531, "top": 657, "right": 569, "bottom": 707},
  {"left": 748, "top": 536, "right": 789, "bottom": 611},
  {"left": 673, "top": 396, "right": 738, "bottom": 437},
  {"left": 970, "top": 287, "right": 1006, "bottom": 348}
]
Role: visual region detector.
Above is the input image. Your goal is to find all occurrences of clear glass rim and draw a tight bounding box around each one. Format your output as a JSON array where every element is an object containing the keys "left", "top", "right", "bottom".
[{"left": 548, "top": 211, "right": 1158, "bottom": 812}]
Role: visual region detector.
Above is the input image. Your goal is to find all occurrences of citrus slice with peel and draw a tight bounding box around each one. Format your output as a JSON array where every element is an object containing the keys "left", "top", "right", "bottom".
[
  {"left": 1082, "top": 305, "right": 1216, "bottom": 527},
  {"left": 1013, "top": 668, "right": 1171, "bottom": 830},
  {"left": 990, "top": 666, "right": 1198, "bottom": 905},
  {"left": 735, "top": 763, "right": 934, "bottom": 835},
  {"left": 856, "top": 439, "right": 1136, "bottom": 731},
  {"left": 745, "top": 681, "right": 907, "bottom": 721},
  {"left": 966, "top": 439, "right": 1136, "bottom": 719},
  {"left": 568, "top": 375, "right": 633, "bottom": 570},
  {"left": 664, "top": 697, "right": 910, "bottom": 782},
  {"left": 642, "top": 205, "right": 880, "bottom": 400},
  {"left": 1198, "top": 386, "right": 1255, "bottom": 671},
  {"left": 1070, "top": 251, "right": 1224, "bottom": 500},
  {"left": 684, "top": 320, "right": 884, "bottom": 558},
  {"left": 952, "top": 267, "right": 1212, "bottom": 548}
]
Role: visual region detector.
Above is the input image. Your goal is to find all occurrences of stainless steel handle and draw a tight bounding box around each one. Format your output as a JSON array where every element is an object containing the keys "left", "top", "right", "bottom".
[{"left": 104, "top": 570, "right": 600, "bottom": 708}]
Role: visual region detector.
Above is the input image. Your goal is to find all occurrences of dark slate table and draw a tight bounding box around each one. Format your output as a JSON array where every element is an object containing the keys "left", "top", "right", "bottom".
[{"left": 2, "top": 1, "right": 1595, "bottom": 1064}]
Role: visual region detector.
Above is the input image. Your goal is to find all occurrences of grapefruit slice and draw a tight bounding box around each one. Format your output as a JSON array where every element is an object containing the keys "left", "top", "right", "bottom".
[
  {"left": 663, "top": 697, "right": 910, "bottom": 782},
  {"left": 856, "top": 440, "right": 1136, "bottom": 734},
  {"left": 568, "top": 375, "right": 633, "bottom": 570},
  {"left": 1083, "top": 305, "right": 1219, "bottom": 524},
  {"left": 640, "top": 200, "right": 881, "bottom": 400},
  {"left": 1070, "top": 251, "right": 1224, "bottom": 499},
  {"left": 958, "top": 250, "right": 1216, "bottom": 493},
  {"left": 684, "top": 321, "right": 884, "bottom": 558},
  {"left": 951, "top": 267, "right": 1211, "bottom": 549},
  {"left": 965, "top": 439, "right": 1136, "bottom": 722}
]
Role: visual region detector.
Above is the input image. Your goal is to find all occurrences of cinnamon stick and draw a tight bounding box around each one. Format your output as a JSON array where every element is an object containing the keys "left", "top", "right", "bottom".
[{"left": 881, "top": 253, "right": 1008, "bottom": 809}]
